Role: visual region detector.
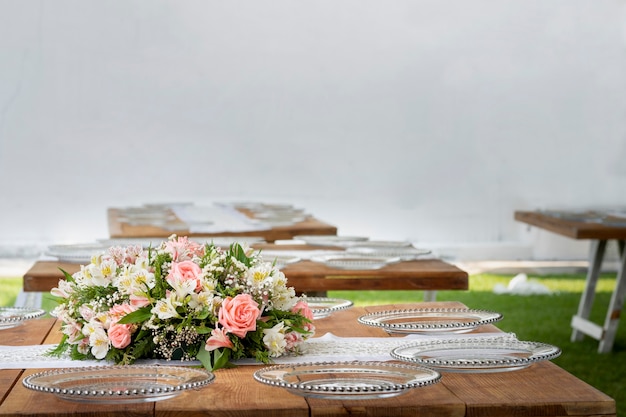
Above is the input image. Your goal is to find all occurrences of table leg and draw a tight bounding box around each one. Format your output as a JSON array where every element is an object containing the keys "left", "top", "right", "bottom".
[
  {"left": 597, "top": 239, "right": 626, "bottom": 353},
  {"left": 571, "top": 240, "right": 606, "bottom": 342},
  {"left": 423, "top": 290, "right": 437, "bottom": 302}
]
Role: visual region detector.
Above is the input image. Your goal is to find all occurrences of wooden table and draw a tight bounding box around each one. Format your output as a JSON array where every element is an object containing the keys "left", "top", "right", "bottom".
[
  {"left": 515, "top": 210, "right": 626, "bottom": 353},
  {"left": 0, "top": 302, "right": 616, "bottom": 417},
  {"left": 108, "top": 207, "right": 338, "bottom": 242},
  {"left": 23, "top": 250, "right": 468, "bottom": 301}
]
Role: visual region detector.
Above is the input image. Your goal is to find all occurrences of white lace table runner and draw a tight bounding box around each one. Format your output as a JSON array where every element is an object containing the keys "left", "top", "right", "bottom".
[{"left": 0, "top": 332, "right": 511, "bottom": 369}]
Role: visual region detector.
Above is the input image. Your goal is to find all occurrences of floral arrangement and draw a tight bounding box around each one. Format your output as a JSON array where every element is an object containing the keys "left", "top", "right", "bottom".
[{"left": 49, "top": 236, "right": 315, "bottom": 371}]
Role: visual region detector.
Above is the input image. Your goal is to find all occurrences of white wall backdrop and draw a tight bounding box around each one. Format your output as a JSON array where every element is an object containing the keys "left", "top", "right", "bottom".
[{"left": 1, "top": 1, "right": 625, "bottom": 260}]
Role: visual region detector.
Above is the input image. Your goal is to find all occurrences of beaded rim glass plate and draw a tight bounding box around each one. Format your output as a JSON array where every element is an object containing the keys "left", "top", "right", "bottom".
[
  {"left": 261, "top": 253, "right": 302, "bottom": 269},
  {"left": 46, "top": 243, "right": 108, "bottom": 263},
  {"left": 391, "top": 337, "right": 561, "bottom": 373},
  {"left": 310, "top": 254, "right": 399, "bottom": 270},
  {"left": 346, "top": 246, "right": 432, "bottom": 260},
  {"left": 357, "top": 308, "right": 503, "bottom": 334},
  {"left": 294, "top": 235, "right": 369, "bottom": 247},
  {"left": 22, "top": 365, "right": 215, "bottom": 403},
  {"left": 253, "top": 361, "right": 441, "bottom": 400},
  {"left": 0, "top": 307, "right": 46, "bottom": 330},
  {"left": 305, "top": 297, "right": 354, "bottom": 319}
]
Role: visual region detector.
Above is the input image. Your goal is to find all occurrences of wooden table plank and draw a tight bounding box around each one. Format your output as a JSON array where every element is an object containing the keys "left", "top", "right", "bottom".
[
  {"left": 514, "top": 211, "right": 626, "bottom": 240},
  {"left": 23, "top": 258, "right": 469, "bottom": 294},
  {"left": 108, "top": 208, "right": 338, "bottom": 242},
  {"left": 443, "top": 361, "right": 616, "bottom": 417},
  {"left": 0, "top": 318, "right": 57, "bottom": 406},
  {"left": 0, "top": 303, "right": 615, "bottom": 417}
]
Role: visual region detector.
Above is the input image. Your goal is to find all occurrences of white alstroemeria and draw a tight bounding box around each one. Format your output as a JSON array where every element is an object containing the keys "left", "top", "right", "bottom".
[
  {"left": 50, "top": 279, "right": 74, "bottom": 298},
  {"left": 263, "top": 322, "right": 287, "bottom": 357},
  {"left": 89, "top": 327, "right": 110, "bottom": 359},
  {"left": 132, "top": 268, "right": 156, "bottom": 291},
  {"left": 134, "top": 254, "right": 151, "bottom": 271},
  {"left": 80, "top": 263, "right": 110, "bottom": 287},
  {"left": 114, "top": 273, "right": 134, "bottom": 294},
  {"left": 188, "top": 291, "right": 215, "bottom": 311},
  {"left": 77, "top": 339, "right": 90, "bottom": 355},
  {"left": 168, "top": 276, "right": 197, "bottom": 298},
  {"left": 82, "top": 320, "right": 104, "bottom": 337},
  {"left": 270, "top": 270, "right": 288, "bottom": 289},
  {"left": 152, "top": 296, "right": 181, "bottom": 320},
  {"left": 271, "top": 286, "right": 297, "bottom": 311},
  {"left": 245, "top": 264, "right": 274, "bottom": 291},
  {"left": 51, "top": 304, "right": 67, "bottom": 320},
  {"left": 200, "top": 277, "right": 217, "bottom": 293},
  {"left": 99, "top": 259, "right": 118, "bottom": 279},
  {"left": 90, "top": 253, "right": 103, "bottom": 267},
  {"left": 78, "top": 304, "right": 95, "bottom": 322}
]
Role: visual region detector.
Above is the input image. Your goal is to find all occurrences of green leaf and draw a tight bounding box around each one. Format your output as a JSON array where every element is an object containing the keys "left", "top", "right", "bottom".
[
  {"left": 117, "top": 307, "right": 152, "bottom": 324},
  {"left": 196, "top": 347, "right": 234, "bottom": 371},
  {"left": 230, "top": 243, "right": 251, "bottom": 267},
  {"left": 59, "top": 268, "right": 75, "bottom": 283}
]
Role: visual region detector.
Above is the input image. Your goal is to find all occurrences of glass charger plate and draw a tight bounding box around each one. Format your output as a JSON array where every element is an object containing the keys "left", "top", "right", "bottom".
[
  {"left": 357, "top": 308, "right": 503, "bottom": 334},
  {"left": 310, "top": 254, "right": 399, "bottom": 270},
  {"left": 347, "top": 246, "right": 432, "bottom": 261},
  {"left": 261, "top": 253, "right": 302, "bottom": 268},
  {"left": 22, "top": 365, "right": 215, "bottom": 403},
  {"left": 0, "top": 307, "right": 46, "bottom": 330},
  {"left": 391, "top": 337, "right": 561, "bottom": 373},
  {"left": 46, "top": 243, "right": 108, "bottom": 263},
  {"left": 306, "top": 297, "right": 353, "bottom": 319},
  {"left": 294, "top": 235, "right": 369, "bottom": 247},
  {"left": 253, "top": 361, "right": 441, "bottom": 400}
]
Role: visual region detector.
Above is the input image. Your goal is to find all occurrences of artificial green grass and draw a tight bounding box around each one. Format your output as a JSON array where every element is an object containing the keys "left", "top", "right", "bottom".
[{"left": 1, "top": 273, "right": 623, "bottom": 415}]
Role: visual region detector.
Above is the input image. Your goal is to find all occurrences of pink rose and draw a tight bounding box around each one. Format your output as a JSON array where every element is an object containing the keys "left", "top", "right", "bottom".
[
  {"left": 108, "top": 323, "right": 132, "bottom": 349},
  {"left": 291, "top": 300, "right": 314, "bottom": 321},
  {"left": 167, "top": 260, "right": 203, "bottom": 292},
  {"left": 218, "top": 294, "right": 261, "bottom": 338},
  {"left": 205, "top": 327, "right": 235, "bottom": 352}
]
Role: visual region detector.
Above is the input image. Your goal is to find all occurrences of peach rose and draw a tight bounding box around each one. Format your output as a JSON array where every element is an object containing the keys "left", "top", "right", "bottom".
[
  {"left": 108, "top": 323, "right": 132, "bottom": 349},
  {"left": 291, "top": 300, "right": 314, "bottom": 321},
  {"left": 218, "top": 294, "right": 261, "bottom": 338},
  {"left": 205, "top": 327, "right": 235, "bottom": 351},
  {"left": 167, "top": 260, "right": 203, "bottom": 292}
]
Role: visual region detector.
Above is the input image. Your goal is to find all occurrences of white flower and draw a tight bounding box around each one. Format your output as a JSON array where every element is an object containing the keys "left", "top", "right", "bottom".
[
  {"left": 89, "top": 327, "right": 110, "bottom": 359},
  {"left": 99, "top": 259, "right": 118, "bottom": 278},
  {"left": 152, "top": 296, "right": 181, "bottom": 320},
  {"left": 78, "top": 304, "right": 95, "bottom": 322},
  {"left": 132, "top": 268, "right": 155, "bottom": 290},
  {"left": 270, "top": 286, "right": 297, "bottom": 311},
  {"left": 263, "top": 322, "right": 287, "bottom": 357},
  {"left": 246, "top": 264, "right": 272, "bottom": 288},
  {"left": 188, "top": 291, "right": 215, "bottom": 311},
  {"left": 50, "top": 280, "right": 74, "bottom": 298},
  {"left": 168, "top": 276, "right": 196, "bottom": 298},
  {"left": 80, "top": 263, "right": 110, "bottom": 287},
  {"left": 82, "top": 320, "right": 104, "bottom": 337}
]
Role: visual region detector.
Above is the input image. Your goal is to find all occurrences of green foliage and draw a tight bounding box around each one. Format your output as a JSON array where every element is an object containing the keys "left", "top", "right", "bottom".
[{"left": 117, "top": 307, "right": 152, "bottom": 324}]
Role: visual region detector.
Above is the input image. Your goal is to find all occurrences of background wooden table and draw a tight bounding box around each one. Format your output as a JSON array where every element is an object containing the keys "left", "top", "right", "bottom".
[
  {"left": 108, "top": 207, "right": 338, "bottom": 242},
  {"left": 0, "top": 302, "right": 616, "bottom": 417},
  {"left": 23, "top": 257, "right": 468, "bottom": 296},
  {"left": 515, "top": 210, "right": 626, "bottom": 353}
]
